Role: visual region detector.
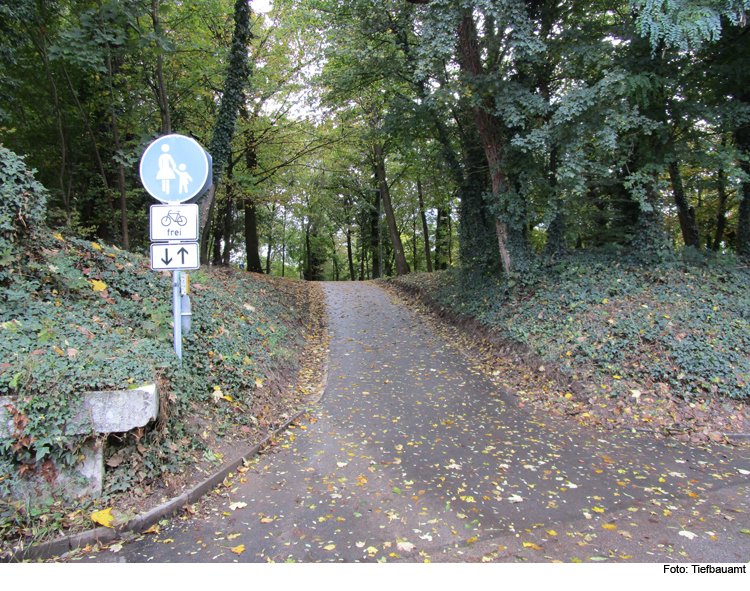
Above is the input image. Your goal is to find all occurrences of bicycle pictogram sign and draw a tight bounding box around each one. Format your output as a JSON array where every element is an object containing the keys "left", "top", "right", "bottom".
[
  {"left": 161, "top": 210, "right": 188, "bottom": 227},
  {"left": 149, "top": 204, "right": 198, "bottom": 242}
]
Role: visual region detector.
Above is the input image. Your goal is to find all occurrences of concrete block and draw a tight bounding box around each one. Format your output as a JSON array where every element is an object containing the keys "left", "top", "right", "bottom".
[
  {"left": 0, "top": 384, "right": 157, "bottom": 501},
  {"left": 69, "top": 384, "right": 159, "bottom": 434},
  {"left": 9, "top": 439, "right": 103, "bottom": 500},
  {"left": 0, "top": 384, "right": 158, "bottom": 437}
]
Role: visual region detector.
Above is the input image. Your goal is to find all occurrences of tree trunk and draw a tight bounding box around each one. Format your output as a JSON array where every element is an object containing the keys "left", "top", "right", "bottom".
[
  {"left": 412, "top": 215, "right": 418, "bottom": 271},
  {"left": 370, "top": 188, "right": 381, "bottom": 279},
  {"left": 280, "top": 208, "right": 287, "bottom": 277},
  {"left": 61, "top": 64, "right": 109, "bottom": 191},
  {"left": 245, "top": 201, "right": 263, "bottom": 272},
  {"left": 34, "top": 33, "right": 69, "bottom": 217},
  {"left": 374, "top": 143, "right": 409, "bottom": 276},
  {"left": 98, "top": 3, "right": 129, "bottom": 250},
  {"left": 737, "top": 163, "right": 750, "bottom": 258},
  {"left": 151, "top": 0, "right": 171, "bottom": 135},
  {"left": 713, "top": 167, "right": 728, "bottom": 251},
  {"left": 266, "top": 203, "right": 276, "bottom": 274},
  {"left": 434, "top": 206, "right": 449, "bottom": 270},
  {"left": 346, "top": 227, "right": 355, "bottom": 280},
  {"left": 200, "top": 0, "right": 252, "bottom": 241},
  {"left": 417, "top": 179, "right": 433, "bottom": 272},
  {"left": 734, "top": 127, "right": 750, "bottom": 258},
  {"left": 200, "top": 185, "right": 215, "bottom": 264},
  {"left": 668, "top": 161, "right": 701, "bottom": 248},
  {"left": 456, "top": 12, "right": 512, "bottom": 273}
]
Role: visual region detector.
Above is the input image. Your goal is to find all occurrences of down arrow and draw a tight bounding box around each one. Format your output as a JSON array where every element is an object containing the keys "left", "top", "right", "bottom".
[{"left": 161, "top": 248, "right": 172, "bottom": 266}]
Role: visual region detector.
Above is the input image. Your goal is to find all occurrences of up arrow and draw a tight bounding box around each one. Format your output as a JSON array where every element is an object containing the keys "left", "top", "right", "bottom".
[
  {"left": 177, "top": 247, "right": 188, "bottom": 264},
  {"left": 161, "top": 248, "right": 173, "bottom": 266}
]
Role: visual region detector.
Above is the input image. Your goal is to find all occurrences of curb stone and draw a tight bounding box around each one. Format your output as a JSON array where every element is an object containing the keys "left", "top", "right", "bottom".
[{"left": 5, "top": 410, "right": 307, "bottom": 563}]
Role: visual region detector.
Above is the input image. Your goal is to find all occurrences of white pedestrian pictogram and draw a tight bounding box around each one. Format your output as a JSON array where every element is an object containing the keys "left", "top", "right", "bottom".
[{"left": 156, "top": 145, "right": 177, "bottom": 194}]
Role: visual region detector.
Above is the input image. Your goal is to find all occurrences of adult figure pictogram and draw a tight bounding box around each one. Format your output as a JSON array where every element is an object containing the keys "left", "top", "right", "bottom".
[{"left": 156, "top": 145, "right": 178, "bottom": 194}]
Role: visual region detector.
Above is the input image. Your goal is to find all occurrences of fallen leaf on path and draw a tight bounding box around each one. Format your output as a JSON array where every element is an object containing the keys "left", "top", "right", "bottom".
[
  {"left": 229, "top": 502, "right": 247, "bottom": 511},
  {"left": 523, "top": 542, "right": 541, "bottom": 550},
  {"left": 679, "top": 530, "right": 697, "bottom": 540},
  {"left": 324, "top": 544, "right": 336, "bottom": 551},
  {"left": 91, "top": 508, "right": 114, "bottom": 528},
  {"left": 397, "top": 542, "right": 415, "bottom": 552},
  {"left": 109, "top": 544, "right": 122, "bottom": 553},
  {"left": 231, "top": 545, "right": 245, "bottom": 555}
]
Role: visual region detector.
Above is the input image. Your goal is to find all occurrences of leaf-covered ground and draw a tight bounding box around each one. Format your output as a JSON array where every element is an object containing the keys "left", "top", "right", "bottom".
[
  {"left": 0, "top": 228, "right": 327, "bottom": 557},
  {"left": 49, "top": 281, "right": 750, "bottom": 564},
  {"left": 388, "top": 256, "right": 750, "bottom": 445}
]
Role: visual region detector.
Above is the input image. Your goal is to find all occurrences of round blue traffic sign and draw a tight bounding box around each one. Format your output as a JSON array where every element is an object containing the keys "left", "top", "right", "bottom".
[{"left": 140, "top": 134, "right": 211, "bottom": 203}]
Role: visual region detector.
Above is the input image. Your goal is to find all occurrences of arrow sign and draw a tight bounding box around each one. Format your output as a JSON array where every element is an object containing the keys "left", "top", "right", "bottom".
[{"left": 150, "top": 242, "right": 199, "bottom": 271}]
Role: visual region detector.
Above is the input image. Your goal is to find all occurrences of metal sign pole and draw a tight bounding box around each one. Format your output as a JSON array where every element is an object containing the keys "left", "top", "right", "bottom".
[
  {"left": 173, "top": 270, "right": 182, "bottom": 360},
  {"left": 140, "top": 134, "right": 211, "bottom": 361}
]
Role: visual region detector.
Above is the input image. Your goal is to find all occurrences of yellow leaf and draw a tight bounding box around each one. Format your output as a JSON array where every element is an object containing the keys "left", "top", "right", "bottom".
[
  {"left": 142, "top": 524, "right": 159, "bottom": 535},
  {"left": 162, "top": 539, "right": 174, "bottom": 544},
  {"left": 91, "top": 508, "right": 114, "bottom": 528},
  {"left": 592, "top": 507, "right": 605, "bottom": 513},
  {"left": 546, "top": 530, "right": 557, "bottom": 536},
  {"left": 52, "top": 232, "right": 65, "bottom": 242},
  {"left": 91, "top": 242, "right": 102, "bottom": 251},
  {"left": 324, "top": 544, "right": 336, "bottom": 551},
  {"left": 602, "top": 524, "right": 617, "bottom": 530},
  {"left": 255, "top": 378, "right": 263, "bottom": 388},
  {"left": 89, "top": 279, "right": 107, "bottom": 292},
  {"left": 228, "top": 533, "right": 241, "bottom": 540},
  {"left": 523, "top": 542, "right": 541, "bottom": 550},
  {"left": 231, "top": 545, "right": 245, "bottom": 555}
]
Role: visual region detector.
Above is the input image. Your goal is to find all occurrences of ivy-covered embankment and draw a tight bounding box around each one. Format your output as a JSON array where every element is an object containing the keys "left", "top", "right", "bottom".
[
  {"left": 390, "top": 254, "right": 750, "bottom": 443},
  {"left": 0, "top": 147, "right": 324, "bottom": 554}
]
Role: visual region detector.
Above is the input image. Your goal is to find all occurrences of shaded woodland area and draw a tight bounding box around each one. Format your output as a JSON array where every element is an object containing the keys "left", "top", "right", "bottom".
[{"left": 1, "top": 0, "right": 749, "bottom": 280}]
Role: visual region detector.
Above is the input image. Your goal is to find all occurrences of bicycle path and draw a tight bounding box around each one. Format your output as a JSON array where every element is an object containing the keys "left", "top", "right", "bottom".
[{"left": 81, "top": 281, "right": 750, "bottom": 563}]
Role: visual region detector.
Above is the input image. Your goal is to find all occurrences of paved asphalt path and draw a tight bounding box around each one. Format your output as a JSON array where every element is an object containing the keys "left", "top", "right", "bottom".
[{"left": 85, "top": 282, "right": 750, "bottom": 563}]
